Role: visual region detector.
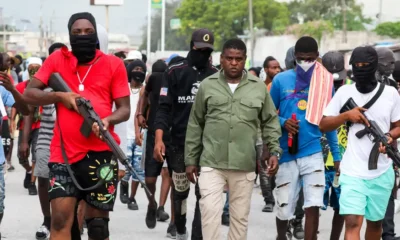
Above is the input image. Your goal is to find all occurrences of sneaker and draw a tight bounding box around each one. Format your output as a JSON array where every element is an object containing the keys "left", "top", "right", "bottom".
[
  {"left": 156, "top": 206, "right": 170, "bottom": 222},
  {"left": 28, "top": 182, "right": 38, "bottom": 195},
  {"left": 166, "top": 223, "right": 177, "bottom": 239},
  {"left": 35, "top": 224, "right": 50, "bottom": 240},
  {"left": 262, "top": 203, "right": 274, "bottom": 212},
  {"left": 286, "top": 228, "right": 293, "bottom": 240},
  {"left": 127, "top": 198, "right": 139, "bottom": 210},
  {"left": 176, "top": 230, "right": 188, "bottom": 240},
  {"left": 120, "top": 181, "right": 129, "bottom": 204},
  {"left": 291, "top": 219, "right": 304, "bottom": 239},
  {"left": 221, "top": 214, "right": 230, "bottom": 226},
  {"left": 24, "top": 172, "right": 32, "bottom": 189},
  {"left": 146, "top": 203, "right": 157, "bottom": 229}
]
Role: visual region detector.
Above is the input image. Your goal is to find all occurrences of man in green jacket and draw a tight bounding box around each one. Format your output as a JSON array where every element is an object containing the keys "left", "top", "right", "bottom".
[{"left": 185, "top": 38, "right": 282, "bottom": 240}]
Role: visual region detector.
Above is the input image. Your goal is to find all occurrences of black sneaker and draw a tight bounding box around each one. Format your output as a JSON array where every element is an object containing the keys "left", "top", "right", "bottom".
[
  {"left": 127, "top": 198, "right": 139, "bottom": 210},
  {"left": 221, "top": 214, "right": 230, "bottom": 226},
  {"left": 28, "top": 182, "right": 38, "bottom": 195},
  {"left": 291, "top": 219, "right": 304, "bottom": 239},
  {"left": 120, "top": 181, "right": 129, "bottom": 204},
  {"left": 262, "top": 203, "right": 274, "bottom": 212},
  {"left": 167, "top": 223, "right": 177, "bottom": 239},
  {"left": 156, "top": 206, "right": 170, "bottom": 222},
  {"left": 24, "top": 172, "right": 32, "bottom": 189},
  {"left": 146, "top": 203, "right": 158, "bottom": 229}
]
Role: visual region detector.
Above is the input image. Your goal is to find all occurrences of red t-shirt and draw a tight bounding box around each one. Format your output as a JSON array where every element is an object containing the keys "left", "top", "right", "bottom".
[
  {"left": 16, "top": 81, "right": 41, "bottom": 130},
  {"left": 34, "top": 47, "right": 130, "bottom": 164}
]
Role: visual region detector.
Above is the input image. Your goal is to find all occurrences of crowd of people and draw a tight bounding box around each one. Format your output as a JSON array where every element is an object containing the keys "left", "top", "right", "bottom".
[{"left": 0, "top": 10, "right": 400, "bottom": 240}]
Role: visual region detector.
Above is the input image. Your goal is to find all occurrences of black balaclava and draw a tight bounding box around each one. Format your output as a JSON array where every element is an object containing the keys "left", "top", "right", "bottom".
[
  {"left": 376, "top": 47, "right": 395, "bottom": 77},
  {"left": 68, "top": 12, "right": 98, "bottom": 64},
  {"left": 127, "top": 60, "right": 147, "bottom": 83},
  {"left": 152, "top": 60, "right": 167, "bottom": 73},
  {"left": 188, "top": 41, "right": 212, "bottom": 69},
  {"left": 349, "top": 46, "right": 378, "bottom": 94},
  {"left": 49, "top": 42, "right": 67, "bottom": 55}
]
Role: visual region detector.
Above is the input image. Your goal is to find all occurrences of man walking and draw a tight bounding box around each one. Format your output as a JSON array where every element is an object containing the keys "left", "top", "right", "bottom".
[
  {"left": 320, "top": 46, "right": 400, "bottom": 240},
  {"left": 24, "top": 12, "right": 130, "bottom": 240},
  {"left": 185, "top": 38, "right": 282, "bottom": 240},
  {"left": 154, "top": 28, "right": 218, "bottom": 240},
  {"left": 270, "top": 36, "right": 341, "bottom": 240}
]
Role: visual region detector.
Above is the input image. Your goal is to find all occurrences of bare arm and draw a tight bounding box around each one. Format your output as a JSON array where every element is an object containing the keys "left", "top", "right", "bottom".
[
  {"left": 319, "top": 114, "right": 349, "bottom": 133},
  {"left": 389, "top": 121, "right": 400, "bottom": 140},
  {"left": 21, "top": 111, "right": 33, "bottom": 144},
  {"left": 136, "top": 88, "right": 149, "bottom": 121},
  {"left": 135, "top": 87, "right": 147, "bottom": 136},
  {"left": 9, "top": 88, "right": 30, "bottom": 115},
  {"left": 24, "top": 78, "right": 63, "bottom": 106},
  {"left": 105, "top": 96, "right": 130, "bottom": 125}
]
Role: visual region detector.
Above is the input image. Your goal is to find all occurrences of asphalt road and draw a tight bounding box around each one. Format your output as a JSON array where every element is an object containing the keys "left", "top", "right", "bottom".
[{"left": 2, "top": 155, "right": 400, "bottom": 239}]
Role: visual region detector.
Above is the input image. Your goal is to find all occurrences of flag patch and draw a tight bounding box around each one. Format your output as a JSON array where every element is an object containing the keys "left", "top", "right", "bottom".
[{"left": 160, "top": 87, "right": 168, "bottom": 96}]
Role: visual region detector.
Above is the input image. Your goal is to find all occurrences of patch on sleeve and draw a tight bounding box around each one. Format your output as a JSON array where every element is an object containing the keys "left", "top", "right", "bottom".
[{"left": 160, "top": 87, "right": 168, "bottom": 96}]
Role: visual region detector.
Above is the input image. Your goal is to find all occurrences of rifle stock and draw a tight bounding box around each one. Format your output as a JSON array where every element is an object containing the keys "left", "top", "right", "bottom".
[{"left": 48, "top": 73, "right": 153, "bottom": 197}]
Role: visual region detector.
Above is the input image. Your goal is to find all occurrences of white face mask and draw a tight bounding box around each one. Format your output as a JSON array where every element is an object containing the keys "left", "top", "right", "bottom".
[{"left": 296, "top": 60, "right": 316, "bottom": 72}]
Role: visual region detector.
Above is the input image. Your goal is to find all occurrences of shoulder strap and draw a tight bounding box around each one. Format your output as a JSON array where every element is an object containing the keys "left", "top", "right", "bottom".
[{"left": 362, "top": 83, "right": 385, "bottom": 109}]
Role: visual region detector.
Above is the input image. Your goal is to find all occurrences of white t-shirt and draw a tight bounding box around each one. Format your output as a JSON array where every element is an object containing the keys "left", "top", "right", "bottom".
[
  {"left": 323, "top": 84, "right": 400, "bottom": 179},
  {"left": 126, "top": 87, "right": 142, "bottom": 140},
  {"left": 228, "top": 83, "right": 239, "bottom": 93}
]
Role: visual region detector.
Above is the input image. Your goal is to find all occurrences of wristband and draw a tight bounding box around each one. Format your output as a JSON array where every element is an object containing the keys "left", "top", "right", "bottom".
[{"left": 385, "top": 132, "right": 392, "bottom": 138}]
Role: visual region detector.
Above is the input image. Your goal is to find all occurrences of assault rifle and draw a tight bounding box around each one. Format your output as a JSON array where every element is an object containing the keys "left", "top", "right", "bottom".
[
  {"left": 48, "top": 73, "right": 152, "bottom": 197},
  {"left": 340, "top": 98, "right": 400, "bottom": 169}
]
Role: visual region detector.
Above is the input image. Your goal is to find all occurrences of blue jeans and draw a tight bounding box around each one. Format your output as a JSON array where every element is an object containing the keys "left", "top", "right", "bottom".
[
  {"left": 122, "top": 139, "right": 145, "bottom": 182},
  {"left": 223, "top": 191, "right": 229, "bottom": 216}
]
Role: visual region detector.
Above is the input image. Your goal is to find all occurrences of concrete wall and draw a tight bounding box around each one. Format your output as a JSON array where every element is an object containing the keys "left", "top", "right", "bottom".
[{"left": 250, "top": 31, "right": 400, "bottom": 69}]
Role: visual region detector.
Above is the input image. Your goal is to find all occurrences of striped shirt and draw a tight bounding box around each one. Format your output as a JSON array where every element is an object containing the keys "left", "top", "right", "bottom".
[{"left": 36, "top": 89, "right": 56, "bottom": 150}]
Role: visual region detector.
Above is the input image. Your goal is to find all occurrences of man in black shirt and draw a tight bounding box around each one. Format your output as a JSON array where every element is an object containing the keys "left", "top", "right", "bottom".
[{"left": 152, "top": 29, "right": 217, "bottom": 240}]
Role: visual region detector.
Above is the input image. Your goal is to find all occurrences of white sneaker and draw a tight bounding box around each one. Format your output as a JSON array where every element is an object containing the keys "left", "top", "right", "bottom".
[{"left": 35, "top": 225, "right": 50, "bottom": 240}]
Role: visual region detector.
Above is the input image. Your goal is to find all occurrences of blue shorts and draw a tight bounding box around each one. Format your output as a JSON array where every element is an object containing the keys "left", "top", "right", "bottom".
[
  {"left": 122, "top": 139, "right": 145, "bottom": 182},
  {"left": 322, "top": 169, "right": 341, "bottom": 210},
  {"left": 339, "top": 167, "right": 394, "bottom": 221}
]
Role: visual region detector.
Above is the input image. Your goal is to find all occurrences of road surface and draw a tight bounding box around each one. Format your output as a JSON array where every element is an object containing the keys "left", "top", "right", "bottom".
[{"left": 2, "top": 154, "right": 400, "bottom": 239}]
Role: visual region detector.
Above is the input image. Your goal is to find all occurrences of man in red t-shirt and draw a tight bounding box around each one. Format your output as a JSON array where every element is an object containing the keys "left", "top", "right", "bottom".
[
  {"left": 12, "top": 57, "right": 43, "bottom": 196},
  {"left": 23, "top": 12, "right": 130, "bottom": 240}
]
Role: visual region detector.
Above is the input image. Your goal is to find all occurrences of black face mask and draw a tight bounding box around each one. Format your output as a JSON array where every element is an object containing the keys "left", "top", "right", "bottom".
[
  {"left": 129, "top": 71, "right": 145, "bottom": 84},
  {"left": 352, "top": 64, "right": 377, "bottom": 93},
  {"left": 349, "top": 46, "right": 378, "bottom": 94},
  {"left": 70, "top": 33, "right": 98, "bottom": 64},
  {"left": 189, "top": 49, "right": 212, "bottom": 69}
]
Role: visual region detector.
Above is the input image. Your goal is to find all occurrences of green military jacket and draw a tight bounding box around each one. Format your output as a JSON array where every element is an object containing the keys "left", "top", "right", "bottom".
[{"left": 185, "top": 70, "right": 282, "bottom": 172}]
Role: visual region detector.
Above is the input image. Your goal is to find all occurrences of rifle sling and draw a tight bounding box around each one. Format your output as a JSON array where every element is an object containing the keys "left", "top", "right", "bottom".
[
  {"left": 55, "top": 105, "right": 107, "bottom": 191},
  {"left": 362, "top": 83, "right": 385, "bottom": 109}
]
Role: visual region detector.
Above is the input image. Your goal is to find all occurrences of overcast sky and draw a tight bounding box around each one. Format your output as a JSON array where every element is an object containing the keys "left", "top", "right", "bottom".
[{"left": 0, "top": 0, "right": 399, "bottom": 36}]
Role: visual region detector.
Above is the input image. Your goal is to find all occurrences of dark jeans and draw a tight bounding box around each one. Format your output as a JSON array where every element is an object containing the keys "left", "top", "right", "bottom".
[
  {"left": 257, "top": 145, "right": 276, "bottom": 205},
  {"left": 295, "top": 187, "right": 304, "bottom": 220},
  {"left": 382, "top": 171, "right": 397, "bottom": 240},
  {"left": 223, "top": 192, "right": 229, "bottom": 216},
  {"left": 169, "top": 146, "right": 202, "bottom": 239}
]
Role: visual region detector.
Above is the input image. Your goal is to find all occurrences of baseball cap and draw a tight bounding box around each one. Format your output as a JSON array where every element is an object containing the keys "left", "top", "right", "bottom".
[
  {"left": 191, "top": 28, "right": 214, "bottom": 50},
  {"left": 322, "top": 51, "right": 347, "bottom": 81},
  {"left": 125, "top": 50, "right": 142, "bottom": 61}
]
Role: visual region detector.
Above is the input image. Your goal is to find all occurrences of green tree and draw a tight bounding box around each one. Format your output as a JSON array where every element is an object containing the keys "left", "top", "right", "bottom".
[
  {"left": 287, "top": 0, "right": 371, "bottom": 31},
  {"left": 287, "top": 20, "right": 334, "bottom": 44},
  {"left": 176, "top": 0, "right": 290, "bottom": 49},
  {"left": 140, "top": 0, "right": 188, "bottom": 52},
  {"left": 375, "top": 22, "right": 400, "bottom": 38}
]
